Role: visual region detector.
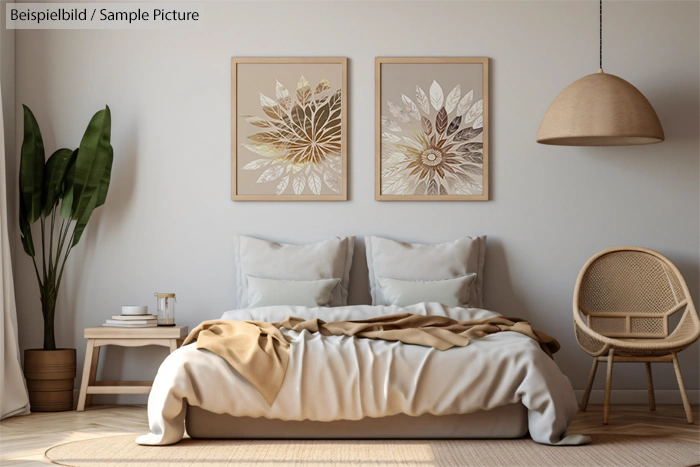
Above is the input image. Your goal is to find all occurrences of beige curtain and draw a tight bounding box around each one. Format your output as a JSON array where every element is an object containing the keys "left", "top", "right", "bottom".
[{"left": 0, "top": 83, "right": 30, "bottom": 419}]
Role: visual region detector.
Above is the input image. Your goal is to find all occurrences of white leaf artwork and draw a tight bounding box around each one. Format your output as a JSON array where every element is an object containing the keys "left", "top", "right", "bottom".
[
  {"left": 456, "top": 90, "right": 474, "bottom": 116},
  {"left": 429, "top": 80, "right": 444, "bottom": 111},
  {"left": 242, "top": 115, "right": 270, "bottom": 127},
  {"left": 275, "top": 81, "right": 291, "bottom": 110},
  {"left": 308, "top": 172, "right": 322, "bottom": 195},
  {"left": 444, "top": 85, "right": 461, "bottom": 114},
  {"left": 382, "top": 117, "right": 403, "bottom": 132},
  {"left": 276, "top": 176, "right": 290, "bottom": 195},
  {"left": 416, "top": 86, "right": 430, "bottom": 115},
  {"left": 243, "top": 144, "right": 279, "bottom": 158},
  {"left": 382, "top": 132, "right": 402, "bottom": 143},
  {"left": 387, "top": 101, "right": 410, "bottom": 123},
  {"left": 256, "top": 164, "right": 284, "bottom": 184},
  {"left": 242, "top": 159, "right": 271, "bottom": 171},
  {"left": 293, "top": 176, "right": 306, "bottom": 195},
  {"left": 259, "top": 93, "right": 277, "bottom": 108},
  {"left": 323, "top": 170, "right": 341, "bottom": 194},
  {"left": 401, "top": 94, "right": 421, "bottom": 120},
  {"left": 464, "top": 99, "right": 484, "bottom": 123},
  {"left": 473, "top": 115, "right": 484, "bottom": 130}
]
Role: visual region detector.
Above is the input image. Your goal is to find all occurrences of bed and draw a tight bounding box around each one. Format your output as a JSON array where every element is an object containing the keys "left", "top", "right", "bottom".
[{"left": 137, "top": 303, "right": 588, "bottom": 446}]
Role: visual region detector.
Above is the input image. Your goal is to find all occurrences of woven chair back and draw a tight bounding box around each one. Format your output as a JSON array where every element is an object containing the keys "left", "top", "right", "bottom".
[{"left": 578, "top": 249, "right": 686, "bottom": 338}]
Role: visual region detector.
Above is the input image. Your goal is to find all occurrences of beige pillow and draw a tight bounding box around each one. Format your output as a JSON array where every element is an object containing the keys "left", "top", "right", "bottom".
[
  {"left": 234, "top": 236, "right": 355, "bottom": 308},
  {"left": 246, "top": 276, "right": 341, "bottom": 307},
  {"left": 365, "top": 236, "right": 486, "bottom": 308},
  {"left": 377, "top": 274, "right": 476, "bottom": 307}
]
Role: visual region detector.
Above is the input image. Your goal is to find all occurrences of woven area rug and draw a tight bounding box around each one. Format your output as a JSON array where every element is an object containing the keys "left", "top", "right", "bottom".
[{"left": 45, "top": 434, "right": 700, "bottom": 467}]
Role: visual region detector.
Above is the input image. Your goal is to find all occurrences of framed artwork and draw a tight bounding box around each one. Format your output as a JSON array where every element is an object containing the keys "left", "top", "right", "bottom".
[
  {"left": 232, "top": 57, "right": 347, "bottom": 200},
  {"left": 375, "top": 57, "right": 489, "bottom": 201}
]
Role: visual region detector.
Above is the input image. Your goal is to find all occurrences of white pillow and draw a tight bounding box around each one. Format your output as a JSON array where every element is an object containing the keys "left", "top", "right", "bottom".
[
  {"left": 365, "top": 236, "right": 486, "bottom": 308},
  {"left": 377, "top": 274, "right": 476, "bottom": 307},
  {"left": 234, "top": 236, "right": 355, "bottom": 308},
  {"left": 247, "top": 276, "right": 341, "bottom": 307}
]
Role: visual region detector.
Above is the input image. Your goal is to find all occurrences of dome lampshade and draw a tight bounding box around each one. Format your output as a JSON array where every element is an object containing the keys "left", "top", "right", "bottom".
[{"left": 536, "top": 69, "right": 664, "bottom": 146}]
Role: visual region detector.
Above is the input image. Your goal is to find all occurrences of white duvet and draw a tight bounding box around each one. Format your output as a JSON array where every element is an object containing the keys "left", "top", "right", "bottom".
[{"left": 137, "top": 303, "right": 589, "bottom": 446}]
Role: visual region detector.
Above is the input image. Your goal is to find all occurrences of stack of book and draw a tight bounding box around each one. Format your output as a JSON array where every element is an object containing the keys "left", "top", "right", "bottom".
[{"left": 103, "top": 314, "right": 158, "bottom": 328}]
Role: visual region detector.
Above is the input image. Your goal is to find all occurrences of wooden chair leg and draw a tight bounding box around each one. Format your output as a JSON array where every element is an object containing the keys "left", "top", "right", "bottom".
[
  {"left": 644, "top": 362, "right": 656, "bottom": 412},
  {"left": 603, "top": 349, "right": 615, "bottom": 425},
  {"left": 580, "top": 358, "right": 598, "bottom": 412},
  {"left": 77, "top": 339, "right": 95, "bottom": 411},
  {"left": 672, "top": 352, "right": 694, "bottom": 424}
]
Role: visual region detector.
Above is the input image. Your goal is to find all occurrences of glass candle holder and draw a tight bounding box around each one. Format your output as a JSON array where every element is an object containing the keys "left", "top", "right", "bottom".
[{"left": 154, "top": 292, "right": 176, "bottom": 326}]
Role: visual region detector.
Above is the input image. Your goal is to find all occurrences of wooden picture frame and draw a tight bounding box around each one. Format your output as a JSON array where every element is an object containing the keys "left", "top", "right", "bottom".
[
  {"left": 232, "top": 57, "right": 348, "bottom": 201},
  {"left": 375, "top": 57, "right": 489, "bottom": 201}
]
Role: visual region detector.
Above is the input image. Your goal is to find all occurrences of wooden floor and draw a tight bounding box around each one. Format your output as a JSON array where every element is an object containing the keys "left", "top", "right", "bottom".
[{"left": 0, "top": 404, "right": 698, "bottom": 466}]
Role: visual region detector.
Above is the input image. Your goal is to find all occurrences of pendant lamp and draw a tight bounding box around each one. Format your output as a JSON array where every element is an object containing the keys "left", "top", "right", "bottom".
[{"left": 536, "top": 0, "right": 664, "bottom": 146}]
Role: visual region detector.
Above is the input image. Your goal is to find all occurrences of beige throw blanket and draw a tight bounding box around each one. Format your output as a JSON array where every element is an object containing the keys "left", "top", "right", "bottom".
[{"left": 183, "top": 313, "right": 560, "bottom": 406}]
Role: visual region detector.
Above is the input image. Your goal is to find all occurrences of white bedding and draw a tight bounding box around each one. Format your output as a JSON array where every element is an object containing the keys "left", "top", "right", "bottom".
[{"left": 137, "top": 303, "right": 589, "bottom": 446}]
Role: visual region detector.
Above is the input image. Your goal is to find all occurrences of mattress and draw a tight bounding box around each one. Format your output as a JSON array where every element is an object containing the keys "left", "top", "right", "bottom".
[{"left": 185, "top": 403, "right": 529, "bottom": 439}]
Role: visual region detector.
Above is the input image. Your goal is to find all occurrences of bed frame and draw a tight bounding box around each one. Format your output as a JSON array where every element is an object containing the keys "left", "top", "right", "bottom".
[{"left": 185, "top": 403, "right": 528, "bottom": 439}]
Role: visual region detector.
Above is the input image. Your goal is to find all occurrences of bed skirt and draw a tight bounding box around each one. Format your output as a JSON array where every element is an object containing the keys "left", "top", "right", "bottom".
[{"left": 185, "top": 403, "right": 528, "bottom": 439}]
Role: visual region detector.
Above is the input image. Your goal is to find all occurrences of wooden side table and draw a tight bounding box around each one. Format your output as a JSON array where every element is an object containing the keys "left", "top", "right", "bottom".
[{"left": 77, "top": 325, "right": 189, "bottom": 411}]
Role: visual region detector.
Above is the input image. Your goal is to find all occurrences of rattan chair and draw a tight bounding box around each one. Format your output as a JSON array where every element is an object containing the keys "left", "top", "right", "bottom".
[{"left": 573, "top": 246, "right": 700, "bottom": 425}]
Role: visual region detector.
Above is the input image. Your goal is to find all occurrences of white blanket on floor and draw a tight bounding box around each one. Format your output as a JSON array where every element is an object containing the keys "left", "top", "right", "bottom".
[{"left": 137, "top": 303, "right": 589, "bottom": 446}]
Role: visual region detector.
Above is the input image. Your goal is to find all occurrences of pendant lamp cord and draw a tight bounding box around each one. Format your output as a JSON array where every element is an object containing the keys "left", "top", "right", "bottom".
[{"left": 599, "top": 0, "right": 603, "bottom": 69}]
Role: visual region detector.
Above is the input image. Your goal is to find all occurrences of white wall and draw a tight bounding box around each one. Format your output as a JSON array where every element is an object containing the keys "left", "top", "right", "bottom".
[{"left": 11, "top": 1, "right": 699, "bottom": 404}]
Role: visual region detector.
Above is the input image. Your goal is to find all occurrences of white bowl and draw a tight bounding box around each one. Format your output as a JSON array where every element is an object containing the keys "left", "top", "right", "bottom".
[{"left": 122, "top": 305, "right": 148, "bottom": 315}]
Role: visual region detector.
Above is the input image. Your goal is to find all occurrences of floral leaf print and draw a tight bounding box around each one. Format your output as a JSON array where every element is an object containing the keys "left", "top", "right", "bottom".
[
  {"left": 435, "top": 108, "right": 448, "bottom": 134},
  {"left": 276, "top": 176, "right": 290, "bottom": 195},
  {"left": 241, "top": 76, "right": 344, "bottom": 195},
  {"left": 429, "top": 80, "right": 444, "bottom": 111},
  {"left": 292, "top": 176, "right": 306, "bottom": 194},
  {"left": 416, "top": 86, "right": 430, "bottom": 115},
  {"left": 388, "top": 101, "right": 410, "bottom": 123},
  {"left": 456, "top": 90, "right": 474, "bottom": 116},
  {"left": 242, "top": 143, "right": 280, "bottom": 158},
  {"left": 382, "top": 117, "right": 403, "bottom": 132},
  {"left": 241, "top": 115, "right": 271, "bottom": 128},
  {"left": 275, "top": 81, "right": 292, "bottom": 110},
  {"left": 401, "top": 94, "right": 421, "bottom": 120},
  {"left": 464, "top": 99, "right": 483, "bottom": 123},
  {"left": 444, "top": 85, "right": 461, "bottom": 114},
  {"left": 380, "top": 79, "right": 484, "bottom": 196},
  {"left": 242, "top": 159, "right": 272, "bottom": 171},
  {"left": 323, "top": 170, "right": 341, "bottom": 194},
  {"left": 453, "top": 127, "right": 483, "bottom": 141},
  {"left": 256, "top": 164, "right": 284, "bottom": 184},
  {"left": 421, "top": 116, "right": 433, "bottom": 135},
  {"left": 315, "top": 78, "right": 330, "bottom": 95},
  {"left": 446, "top": 116, "right": 462, "bottom": 137},
  {"left": 382, "top": 132, "right": 402, "bottom": 143},
  {"left": 296, "top": 76, "right": 311, "bottom": 105},
  {"left": 308, "top": 172, "right": 322, "bottom": 195}
]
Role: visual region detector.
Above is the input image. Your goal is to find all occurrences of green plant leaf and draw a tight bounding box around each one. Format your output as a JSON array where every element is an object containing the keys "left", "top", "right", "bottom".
[
  {"left": 71, "top": 106, "right": 111, "bottom": 220},
  {"left": 71, "top": 189, "right": 98, "bottom": 247},
  {"left": 19, "top": 197, "right": 35, "bottom": 256},
  {"left": 41, "top": 148, "right": 76, "bottom": 218},
  {"left": 95, "top": 145, "right": 113, "bottom": 207},
  {"left": 59, "top": 161, "right": 76, "bottom": 220},
  {"left": 19, "top": 105, "right": 45, "bottom": 224}
]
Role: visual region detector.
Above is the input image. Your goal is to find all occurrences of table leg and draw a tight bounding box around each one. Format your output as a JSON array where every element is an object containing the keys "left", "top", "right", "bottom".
[
  {"left": 77, "top": 339, "right": 95, "bottom": 411},
  {"left": 169, "top": 339, "right": 179, "bottom": 353},
  {"left": 85, "top": 346, "right": 101, "bottom": 407}
]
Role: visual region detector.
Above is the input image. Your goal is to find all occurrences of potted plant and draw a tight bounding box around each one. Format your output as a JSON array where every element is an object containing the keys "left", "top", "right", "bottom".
[{"left": 19, "top": 105, "right": 113, "bottom": 411}]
